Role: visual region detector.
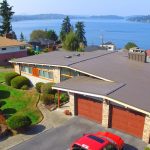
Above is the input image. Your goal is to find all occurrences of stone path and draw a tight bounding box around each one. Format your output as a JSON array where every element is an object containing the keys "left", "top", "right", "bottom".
[{"left": 0, "top": 102, "right": 71, "bottom": 150}]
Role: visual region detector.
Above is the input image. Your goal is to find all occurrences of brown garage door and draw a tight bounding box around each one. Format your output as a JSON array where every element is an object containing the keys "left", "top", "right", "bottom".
[
  {"left": 110, "top": 106, "right": 145, "bottom": 138},
  {"left": 77, "top": 95, "right": 102, "bottom": 123}
]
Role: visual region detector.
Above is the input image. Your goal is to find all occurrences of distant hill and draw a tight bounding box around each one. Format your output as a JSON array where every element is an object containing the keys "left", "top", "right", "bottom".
[
  {"left": 89, "top": 15, "right": 124, "bottom": 20},
  {"left": 0, "top": 14, "right": 125, "bottom": 22},
  {"left": 127, "top": 15, "right": 150, "bottom": 23}
]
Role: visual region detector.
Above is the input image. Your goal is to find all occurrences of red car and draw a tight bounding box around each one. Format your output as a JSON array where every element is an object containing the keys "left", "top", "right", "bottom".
[{"left": 70, "top": 132, "right": 124, "bottom": 150}]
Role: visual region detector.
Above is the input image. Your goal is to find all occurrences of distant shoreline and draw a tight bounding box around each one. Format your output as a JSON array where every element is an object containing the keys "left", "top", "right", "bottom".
[{"left": 1, "top": 14, "right": 150, "bottom": 23}]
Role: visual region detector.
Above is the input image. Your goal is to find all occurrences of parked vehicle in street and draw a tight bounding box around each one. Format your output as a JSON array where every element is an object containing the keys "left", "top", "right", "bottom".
[{"left": 70, "top": 132, "right": 124, "bottom": 150}]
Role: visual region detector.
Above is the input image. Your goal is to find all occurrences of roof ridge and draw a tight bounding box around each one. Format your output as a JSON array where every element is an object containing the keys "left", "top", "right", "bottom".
[{"left": 68, "top": 51, "right": 116, "bottom": 66}]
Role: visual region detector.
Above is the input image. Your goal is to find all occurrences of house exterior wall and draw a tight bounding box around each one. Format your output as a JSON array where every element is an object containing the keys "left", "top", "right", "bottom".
[
  {"left": 0, "top": 46, "right": 25, "bottom": 54},
  {"left": 19, "top": 66, "right": 61, "bottom": 86},
  {"left": 21, "top": 72, "right": 51, "bottom": 86},
  {"left": 0, "top": 50, "right": 27, "bottom": 66},
  {"left": 53, "top": 68, "right": 60, "bottom": 83},
  {"left": 102, "top": 100, "right": 110, "bottom": 128},
  {"left": 142, "top": 116, "right": 150, "bottom": 143},
  {"left": 68, "top": 93, "right": 75, "bottom": 116},
  {"left": 14, "top": 64, "right": 20, "bottom": 74}
]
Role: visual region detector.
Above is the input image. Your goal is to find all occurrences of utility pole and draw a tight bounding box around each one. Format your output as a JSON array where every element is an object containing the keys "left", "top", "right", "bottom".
[{"left": 100, "top": 34, "right": 104, "bottom": 46}]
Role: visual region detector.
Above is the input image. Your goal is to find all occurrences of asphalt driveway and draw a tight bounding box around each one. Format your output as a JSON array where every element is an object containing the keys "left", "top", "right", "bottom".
[{"left": 10, "top": 117, "right": 146, "bottom": 150}]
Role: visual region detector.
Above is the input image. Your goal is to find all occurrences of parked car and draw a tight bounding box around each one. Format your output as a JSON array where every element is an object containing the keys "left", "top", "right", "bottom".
[{"left": 70, "top": 132, "right": 124, "bottom": 150}]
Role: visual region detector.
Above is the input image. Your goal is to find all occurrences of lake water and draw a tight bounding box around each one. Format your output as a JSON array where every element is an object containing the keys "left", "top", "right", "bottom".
[{"left": 12, "top": 19, "right": 150, "bottom": 49}]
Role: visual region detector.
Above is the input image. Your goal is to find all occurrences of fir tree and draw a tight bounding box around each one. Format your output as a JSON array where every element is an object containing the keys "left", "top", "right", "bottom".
[
  {"left": 60, "top": 16, "right": 71, "bottom": 41},
  {"left": 75, "top": 22, "right": 87, "bottom": 46},
  {"left": 20, "top": 32, "right": 25, "bottom": 41},
  {"left": 0, "top": 0, "right": 14, "bottom": 35}
]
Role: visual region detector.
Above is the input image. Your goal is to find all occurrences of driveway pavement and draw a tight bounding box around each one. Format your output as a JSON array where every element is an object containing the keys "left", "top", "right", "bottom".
[{"left": 10, "top": 117, "right": 146, "bottom": 150}]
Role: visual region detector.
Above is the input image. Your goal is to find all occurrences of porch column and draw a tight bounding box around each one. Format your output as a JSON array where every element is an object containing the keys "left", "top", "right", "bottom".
[
  {"left": 58, "top": 90, "right": 61, "bottom": 108},
  {"left": 69, "top": 93, "right": 75, "bottom": 116},
  {"left": 102, "top": 99, "right": 110, "bottom": 128},
  {"left": 142, "top": 115, "right": 150, "bottom": 143}
]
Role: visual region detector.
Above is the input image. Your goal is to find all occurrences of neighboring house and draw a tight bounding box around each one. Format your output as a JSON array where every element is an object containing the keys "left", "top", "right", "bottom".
[
  {"left": 29, "top": 39, "right": 55, "bottom": 51},
  {"left": 0, "top": 36, "right": 27, "bottom": 66},
  {"left": 10, "top": 50, "right": 150, "bottom": 143},
  {"left": 83, "top": 45, "right": 106, "bottom": 52},
  {"left": 100, "top": 42, "right": 116, "bottom": 51}
]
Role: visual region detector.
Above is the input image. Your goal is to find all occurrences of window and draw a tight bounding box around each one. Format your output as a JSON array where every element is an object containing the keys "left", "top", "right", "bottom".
[
  {"left": 2, "top": 48, "right": 6, "bottom": 50},
  {"left": 39, "top": 70, "right": 53, "bottom": 80},
  {"left": 21, "top": 66, "right": 32, "bottom": 74},
  {"left": 20, "top": 46, "right": 25, "bottom": 50},
  {"left": 61, "top": 68, "right": 79, "bottom": 81}
]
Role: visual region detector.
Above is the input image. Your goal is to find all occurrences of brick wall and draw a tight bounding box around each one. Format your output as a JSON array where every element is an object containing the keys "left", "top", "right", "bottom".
[{"left": 0, "top": 50, "right": 27, "bottom": 66}]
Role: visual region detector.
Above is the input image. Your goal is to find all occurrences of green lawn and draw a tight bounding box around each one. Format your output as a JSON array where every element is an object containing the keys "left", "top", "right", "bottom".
[
  {"left": 0, "top": 84, "right": 42, "bottom": 124},
  {"left": 0, "top": 72, "right": 12, "bottom": 83}
]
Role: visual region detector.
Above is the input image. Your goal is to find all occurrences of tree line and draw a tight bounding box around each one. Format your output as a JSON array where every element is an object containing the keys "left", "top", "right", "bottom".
[{"left": 30, "top": 16, "right": 87, "bottom": 51}]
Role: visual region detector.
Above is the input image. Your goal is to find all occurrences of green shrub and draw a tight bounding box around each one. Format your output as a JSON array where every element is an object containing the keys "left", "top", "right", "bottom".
[
  {"left": 145, "top": 148, "right": 150, "bottom": 150},
  {"left": 35, "top": 82, "right": 44, "bottom": 93},
  {"left": 41, "top": 94, "right": 55, "bottom": 105},
  {"left": 21, "top": 85, "right": 28, "bottom": 90},
  {"left": 54, "top": 92, "right": 69, "bottom": 104},
  {"left": 7, "top": 115, "right": 32, "bottom": 130},
  {"left": 11, "top": 76, "right": 30, "bottom": 89},
  {"left": 5, "top": 72, "right": 19, "bottom": 86},
  {"left": 41, "top": 83, "right": 56, "bottom": 94}
]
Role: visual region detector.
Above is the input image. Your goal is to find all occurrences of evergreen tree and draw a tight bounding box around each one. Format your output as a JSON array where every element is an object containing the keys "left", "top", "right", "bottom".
[
  {"left": 47, "top": 30, "right": 58, "bottom": 41},
  {"left": 11, "top": 31, "right": 17, "bottom": 39},
  {"left": 20, "top": 32, "right": 25, "bottom": 41},
  {"left": 0, "top": 0, "right": 14, "bottom": 35},
  {"left": 60, "top": 16, "right": 71, "bottom": 41},
  {"left": 75, "top": 22, "right": 87, "bottom": 46}
]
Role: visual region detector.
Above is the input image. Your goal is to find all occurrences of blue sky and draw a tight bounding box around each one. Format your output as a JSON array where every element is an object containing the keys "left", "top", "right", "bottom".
[{"left": 6, "top": 0, "right": 150, "bottom": 16}]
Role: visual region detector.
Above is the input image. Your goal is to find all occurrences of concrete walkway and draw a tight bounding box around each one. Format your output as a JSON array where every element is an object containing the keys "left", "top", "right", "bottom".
[{"left": 0, "top": 102, "right": 71, "bottom": 150}]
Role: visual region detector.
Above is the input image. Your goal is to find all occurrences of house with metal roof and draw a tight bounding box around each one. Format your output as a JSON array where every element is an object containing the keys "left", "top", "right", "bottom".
[
  {"left": 0, "top": 36, "right": 27, "bottom": 66},
  {"left": 10, "top": 50, "right": 150, "bottom": 143}
]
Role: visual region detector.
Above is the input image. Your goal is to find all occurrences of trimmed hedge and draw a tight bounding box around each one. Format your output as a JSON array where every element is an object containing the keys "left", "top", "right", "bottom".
[
  {"left": 7, "top": 115, "right": 32, "bottom": 130},
  {"left": 5, "top": 72, "right": 19, "bottom": 86},
  {"left": 11, "top": 76, "right": 30, "bottom": 89},
  {"left": 35, "top": 82, "right": 44, "bottom": 93},
  {"left": 41, "top": 94, "right": 55, "bottom": 105},
  {"left": 54, "top": 93, "right": 69, "bottom": 104},
  {"left": 41, "top": 83, "right": 56, "bottom": 94}
]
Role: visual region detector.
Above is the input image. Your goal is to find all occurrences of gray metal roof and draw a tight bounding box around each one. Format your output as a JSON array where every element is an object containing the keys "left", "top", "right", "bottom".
[
  {"left": 11, "top": 50, "right": 150, "bottom": 113},
  {"left": 53, "top": 76, "right": 125, "bottom": 96},
  {"left": 10, "top": 50, "right": 112, "bottom": 66}
]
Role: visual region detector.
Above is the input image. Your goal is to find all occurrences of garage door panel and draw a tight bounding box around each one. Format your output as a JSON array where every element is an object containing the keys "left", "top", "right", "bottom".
[
  {"left": 111, "top": 106, "right": 145, "bottom": 138},
  {"left": 77, "top": 95, "right": 102, "bottom": 123}
]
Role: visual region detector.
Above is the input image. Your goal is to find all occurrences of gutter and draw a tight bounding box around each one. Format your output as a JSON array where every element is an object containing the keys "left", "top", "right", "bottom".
[{"left": 52, "top": 86, "right": 150, "bottom": 116}]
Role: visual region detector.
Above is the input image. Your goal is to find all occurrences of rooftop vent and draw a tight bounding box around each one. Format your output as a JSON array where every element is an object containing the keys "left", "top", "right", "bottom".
[
  {"left": 74, "top": 53, "right": 80, "bottom": 57},
  {"left": 65, "top": 55, "right": 72, "bottom": 59}
]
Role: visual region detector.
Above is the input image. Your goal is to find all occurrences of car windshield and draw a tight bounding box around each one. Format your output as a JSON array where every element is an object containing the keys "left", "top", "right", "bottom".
[
  {"left": 72, "top": 144, "right": 87, "bottom": 150},
  {"left": 88, "top": 135, "right": 105, "bottom": 144}
]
